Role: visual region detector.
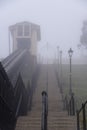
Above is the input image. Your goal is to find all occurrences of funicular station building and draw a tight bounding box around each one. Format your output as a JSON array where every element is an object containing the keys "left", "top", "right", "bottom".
[{"left": 9, "top": 21, "right": 41, "bottom": 63}]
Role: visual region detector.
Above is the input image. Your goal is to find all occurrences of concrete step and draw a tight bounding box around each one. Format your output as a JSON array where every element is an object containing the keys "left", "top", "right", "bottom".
[
  {"left": 16, "top": 116, "right": 76, "bottom": 122},
  {"left": 27, "top": 112, "right": 68, "bottom": 118},
  {"left": 15, "top": 65, "right": 77, "bottom": 130}
]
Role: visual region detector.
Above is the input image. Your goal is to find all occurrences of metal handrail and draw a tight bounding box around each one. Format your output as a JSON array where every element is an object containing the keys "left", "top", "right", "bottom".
[
  {"left": 77, "top": 100, "right": 87, "bottom": 130},
  {"left": 77, "top": 100, "right": 87, "bottom": 114},
  {"left": 0, "top": 61, "right": 29, "bottom": 129},
  {"left": 64, "top": 93, "right": 75, "bottom": 116},
  {"left": 0, "top": 95, "right": 15, "bottom": 115},
  {"left": 41, "top": 91, "right": 48, "bottom": 130}
]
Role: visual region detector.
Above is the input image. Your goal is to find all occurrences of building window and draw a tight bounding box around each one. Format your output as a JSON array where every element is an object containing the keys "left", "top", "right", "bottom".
[
  {"left": 17, "top": 25, "right": 23, "bottom": 36},
  {"left": 24, "top": 25, "right": 30, "bottom": 36}
]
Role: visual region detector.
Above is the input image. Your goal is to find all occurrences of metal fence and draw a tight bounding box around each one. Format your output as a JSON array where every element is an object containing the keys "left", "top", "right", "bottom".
[{"left": 64, "top": 93, "right": 75, "bottom": 116}]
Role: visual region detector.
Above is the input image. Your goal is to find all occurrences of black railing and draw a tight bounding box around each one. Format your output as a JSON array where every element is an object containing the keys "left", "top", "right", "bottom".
[
  {"left": 14, "top": 74, "right": 28, "bottom": 116},
  {"left": 0, "top": 51, "right": 41, "bottom": 130},
  {"left": 55, "top": 68, "right": 64, "bottom": 101},
  {"left": 0, "top": 62, "right": 15, "bottom": 110},
  {"left": 64, "top": 93, "right": 75, "bottom": 116},
  {"left": 77, "top": 100, "right": 87, "bottom": 130},
  {"left": 55, "top": 64, "right": 75, "bottom": 116},
  {"left": 0, "top": 62, "right": 29, "bottom": 130},
  {"left": 0, "top": 95, "right": 16, "bottom": 130},
  {"left": 41, "top": 91, "right": 48, "bottom": 130}
]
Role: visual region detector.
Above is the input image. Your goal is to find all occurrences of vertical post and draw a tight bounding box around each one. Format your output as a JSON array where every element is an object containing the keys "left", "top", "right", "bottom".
[
  {"left": 68, "top": 103, "right": 69, "bottom": 115},
  {"left": 64, "top": 95, "right": 69, "bottom": 113},
  {"left": 65, "top": 96, "right": 68, "bottom": 110},
  {"left": 77, "top": 110, "right": 80, "bottom": 130},
  {"left": 82, "top": 104, "right": 86, "bottom": 130},
  {"left": 57, "top": 46, "right": 60, "bottom": 87},
  {"left": 60, "top": 51, "right": 63, "bottom": 93},
  {"left": 57, "top": 46, "right": 59, "bottom": 73},
  {"left": 68, "top": 48, "right": 73, "bottom": 95},
  {"left": 70, "top": 56, "right": 72, "bottom": 95},
  {"left": 42, "top": 91, "right": 48, "bottom": 130},
  {"left": 70, "top": 100, "right": 72, "bottom": 115},
  {"left": 8, "top": 29, "right": 11, "bottom": 55},
  {"left": 46, "top": 42, "right": 48, "bottom": 94},
  {"left": 72, "top": 93, "right": 75, "bottom": 115},
  {"left": 46, "top": 43, "right": 48, "bottom": 130}
]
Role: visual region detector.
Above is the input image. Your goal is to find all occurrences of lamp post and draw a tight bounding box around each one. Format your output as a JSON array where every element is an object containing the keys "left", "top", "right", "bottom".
[
  {"left": 68, "top": 48, "right": 73, "bottom": 95},
  {"left": 60, "top": 50, "right": 63, "bottom": 93},
  {"left": 57, "top": 46, "right": 59, "bottom": 72},
  {"left": 8, "top": 29, "right": 11, "bottom": 55},
  {"left": 46, "top": 42, "right": 48, "bottom": 94}
]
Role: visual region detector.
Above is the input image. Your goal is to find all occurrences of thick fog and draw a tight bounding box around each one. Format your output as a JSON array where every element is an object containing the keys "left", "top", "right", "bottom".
[{"left": 0, "top": 0, "right": 87, "bottom": 63}]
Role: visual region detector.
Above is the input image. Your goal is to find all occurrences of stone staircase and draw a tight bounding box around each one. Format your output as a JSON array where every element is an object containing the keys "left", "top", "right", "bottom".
[{"left": 15, "top": 64, "right": 77, "bottom": 130}]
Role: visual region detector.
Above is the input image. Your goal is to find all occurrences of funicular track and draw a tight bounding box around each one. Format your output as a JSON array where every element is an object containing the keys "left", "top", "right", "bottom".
[
  {"left": 2, "top": 49, "right": 22, "bottom": 67},
  {"left": 1, "top": 49, "right": 27, "bottom": 85},
  {"left": 0, "top": 49, "right": 40, "bottom": 130}
]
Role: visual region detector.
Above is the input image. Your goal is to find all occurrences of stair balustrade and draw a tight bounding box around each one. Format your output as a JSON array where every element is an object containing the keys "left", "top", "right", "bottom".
[
  {"left": 77, "top": 100, "right": 87, "bottom": 130},
  {"left": 0, "top": 62, "right": 30, "bottom": 130},
  {"left": 14, "top": 74, "right": 28, "bottom": 117},
  {"left": 55, "top": 68, "right": 64, "bottom": 102},
  {"left": 0, "top": 62, "right": 15, "bottom": 110},
  {"left": 64, "top": 93, "right": 75, "bottom": 116}
]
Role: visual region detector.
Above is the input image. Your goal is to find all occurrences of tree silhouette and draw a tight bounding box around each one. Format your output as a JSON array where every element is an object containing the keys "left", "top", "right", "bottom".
[{"left": 80, "top": 21, "right": 87, "bottom": 48}]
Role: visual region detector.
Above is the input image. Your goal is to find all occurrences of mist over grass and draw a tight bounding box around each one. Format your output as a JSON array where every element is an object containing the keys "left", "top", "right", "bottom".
[{"left": 62, "top": 64, "right": 87, "bottom": 106}]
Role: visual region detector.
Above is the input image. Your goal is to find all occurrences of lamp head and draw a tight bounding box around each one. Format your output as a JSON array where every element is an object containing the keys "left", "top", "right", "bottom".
[{"left": 68, "top": 48, "right": 73, "bottom": 57}]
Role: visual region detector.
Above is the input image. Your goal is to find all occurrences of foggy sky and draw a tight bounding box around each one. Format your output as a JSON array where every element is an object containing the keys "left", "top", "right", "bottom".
[{"left": 0, "top": 0, "right": 87, "bottom": 60}]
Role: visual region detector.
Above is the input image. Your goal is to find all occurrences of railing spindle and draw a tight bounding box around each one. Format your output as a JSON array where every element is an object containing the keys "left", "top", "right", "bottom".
[
  {"left": 82, "top": 104, "right": 86, "bottom": 130},
  {"left": 77, "top": 110, "right": 80, "bottom": 130}
]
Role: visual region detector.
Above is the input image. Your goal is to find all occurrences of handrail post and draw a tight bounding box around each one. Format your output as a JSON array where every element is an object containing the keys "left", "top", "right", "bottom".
[
  {"left": 64, "top": 93, "right": 75, "bottom": 116},
  {"left": 77, "top": 110, "right": 80, "bottom": 130},
  {"left": 64, "top": 96, "right": 68, "bottom": 110},
  {"left": 68, "top": 103, "right": 69, "bottom": 115},
  {"left": 82, "top": 104, "right": 86, "bottom": 130},
  {"left": 71, "top": 93, "right": 75, "bottom": 115},
  {"left": 70, "top": 100, "right": 72, "bottom": 115},
  {"left": 41, "top": 91, "right": 48, "bottom": 130}
]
